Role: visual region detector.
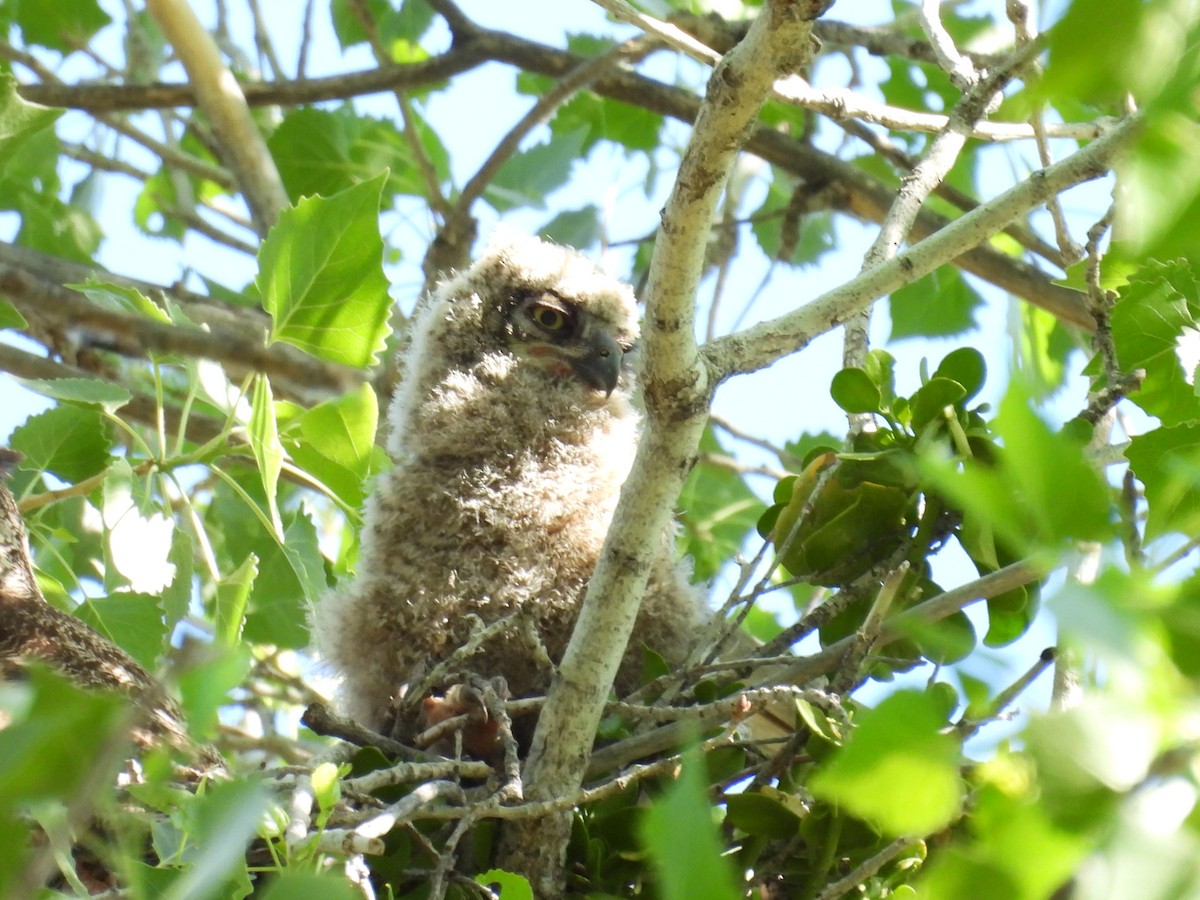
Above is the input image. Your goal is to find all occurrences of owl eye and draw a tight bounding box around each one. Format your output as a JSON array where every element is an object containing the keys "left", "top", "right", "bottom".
[{"left": 531, "top": 304, "right": 568, "bottom": 331}]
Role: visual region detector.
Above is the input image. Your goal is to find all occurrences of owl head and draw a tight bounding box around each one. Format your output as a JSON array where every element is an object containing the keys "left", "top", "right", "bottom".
[{"left": 388, "top": 229, "right": 643, "bottom": 461}]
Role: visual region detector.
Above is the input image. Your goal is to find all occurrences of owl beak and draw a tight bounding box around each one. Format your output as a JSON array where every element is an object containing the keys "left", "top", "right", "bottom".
[{"left": 569, "top": 330, "right": 623, "bottom": 397}]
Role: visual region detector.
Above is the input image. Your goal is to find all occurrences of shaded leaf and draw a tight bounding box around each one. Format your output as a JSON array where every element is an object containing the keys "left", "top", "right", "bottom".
[
  {"left": 216, "top": 554, "right": 257, "bottom": 646},
  {"left": 485, "top": 127, "right": 588, "bottom": 211},
  {"left": 831, "top": 367, "right": 882, "bottom": 414},
  {"left": 889, "top": 266, "right": 983, "bottom": 340}
]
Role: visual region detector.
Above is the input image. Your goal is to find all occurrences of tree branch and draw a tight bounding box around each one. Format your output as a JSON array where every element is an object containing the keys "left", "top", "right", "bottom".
[
  {"left": 506, "top": 2, "right": 829, "bottom": 893},
  {"left": 17, "top": 24, "right": 1096, "bottom": 327},
  {"left": 0, "top": 464, "right": 220, "bottom": 767},
  {"left": 0, "top": 263, "right": 363, "bottom": 399},
  {"left": 702, "top": 115, "right": 1137, "bottom": 379},
  {"left": 145, "top": 0, "right": 288, "bottom": 234}
]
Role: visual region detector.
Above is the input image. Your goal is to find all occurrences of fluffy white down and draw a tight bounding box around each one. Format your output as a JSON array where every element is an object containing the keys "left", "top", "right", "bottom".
[{"left": 311, "top": 230, "right": 702, "bottom": 730}]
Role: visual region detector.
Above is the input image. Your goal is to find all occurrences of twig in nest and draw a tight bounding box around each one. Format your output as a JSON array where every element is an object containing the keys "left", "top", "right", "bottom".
[{"left": 301, "top": 700, "right": 438, "bottom": 762}]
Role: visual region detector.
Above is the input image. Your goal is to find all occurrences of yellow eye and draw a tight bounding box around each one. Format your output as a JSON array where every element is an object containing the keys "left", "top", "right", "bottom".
[{"left": 532, "top": 305, "right": 567, "bottom": 331}]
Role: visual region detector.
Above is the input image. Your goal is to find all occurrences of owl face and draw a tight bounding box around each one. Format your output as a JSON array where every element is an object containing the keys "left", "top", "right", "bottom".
[{"left": 505, "top": 291, "right": 636, "bottom": 397}]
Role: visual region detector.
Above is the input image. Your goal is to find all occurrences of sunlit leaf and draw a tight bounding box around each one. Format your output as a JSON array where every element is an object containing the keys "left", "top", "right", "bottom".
[
  {"left": 640, "top": 752, "right": 740, "bottom": 900},
  {"left": 811, "top": 690, "right": 963, "bottom": 836},
  {"left": 259, "top": 173, "right": 392, "bottom": 367}
]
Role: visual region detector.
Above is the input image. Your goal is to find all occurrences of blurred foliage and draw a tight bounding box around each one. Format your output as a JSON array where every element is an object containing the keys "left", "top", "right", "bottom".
[{"left": 1, "top": 0, "right": 1200, "bottom": 897}]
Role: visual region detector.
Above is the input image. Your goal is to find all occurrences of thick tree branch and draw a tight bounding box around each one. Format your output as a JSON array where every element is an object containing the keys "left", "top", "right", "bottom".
[
  {"left": 0, "top": 463, "right": 220, "bottom": 767},
  {"left": 146, "top": 0, "right": 288, "bottom": 234},
  {"left": 702, "top": 115, "right": 1137, "bottom": 379},
  {"left": 507, "top": 2, "right": 829, "bottom": 893}
]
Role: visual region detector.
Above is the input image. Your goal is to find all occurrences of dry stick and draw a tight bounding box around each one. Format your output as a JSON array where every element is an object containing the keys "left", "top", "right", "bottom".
[
  {"left": 474, "top": 29, "right": 1100, "bottom": 327},
  {"left": 1007, "top": 0, "right": 1083, "bottom": 264},
  {"left": 301, "top": 700, "right": 444, "bottom": 764},
  {"left": 589, "top": 558, "right": 1045, "bottom": 771},
  {"left": 955, "top": 647, "right": 1057, "bottom": 741},
  {"left": 425, "top": 33, "right": 660, "bottom": 290},
  {"left": 145, "top": 0, "right": 288, "bottom": 234},
  {"left": 834, "top": 118, "right": 1068, "bottom": 268},
  {"left": 843, "top": 35, "right": 1039, "bottom": 371}
]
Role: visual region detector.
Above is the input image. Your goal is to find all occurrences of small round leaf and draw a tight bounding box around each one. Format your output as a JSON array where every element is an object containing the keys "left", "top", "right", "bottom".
[
  {"left": 934, "top": 347, "right": 987, "bottom": 401},
  {"left": 831, "top": 367, "right": 882, "bottom": 414}
]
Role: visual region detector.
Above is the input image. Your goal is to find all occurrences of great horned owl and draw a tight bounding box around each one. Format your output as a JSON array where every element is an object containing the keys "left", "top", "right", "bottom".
[{"left": 313, "top": 230, "right": 703, "bottom": 732}]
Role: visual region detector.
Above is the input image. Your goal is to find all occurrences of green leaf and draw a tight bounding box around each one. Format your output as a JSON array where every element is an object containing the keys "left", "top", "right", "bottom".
[
  {"left": 249, "top": 375, "right": 284, "bottom": 536},
  {"left": 678, "top": 429, "right": 762, "bottom": 581},
  {"left": 934, "top": 347, "right": 987, "bottom": 402},
  {"left": 888, "top": 266, "right": 983, "bottom": 340},
  {"left": 11, "top": 0, "right": 111, "bottom": 52},
  {"left": 259, "top": 872, "right": 361, "bottom": 900},
  {"left": 1126, "top": 424, "right": 1200, "bottom": 539},
  {"left": 485, "top": 127, "right": 589, "bottom": 211},
  {"left": 161, "top": 527, "right": 196, "bottom": 636},
  {"left": 520, "top": 44, "right": 665, "bottom": 156},
  {"left": 243, "top": 512, "right": 323, "bottom": 649},
  {"left": 330, "top": 0, "right": 435, "bottom": 53},
  {"left": 216, "top": 554, "right": 258, "bottom": 646},
  {"left": 810, "top": 690, "right": 963, "bottom": 836},
  {"left": 269, "top": 105, "right": 447, "bottom": 203},
  {"left": 299, "top": 383, "right": 379, "bottom": 481},
  {"left": 863, "top": 349, "right": 898, "bottom": 406},
  {"left": 724, "top": 791, "right": 803, "bottom": 839},
  {"left": 1111, "top": 262, "right": 1200, "bottom": 426},
  {"left": 749, "top": 170, "right": 836, "bottom": 266},
  {"left": 1041, "top": 0, "right": 1145, "bottom": 106},
  {"left": 920, "top": 385, "right": 1112, "bottom": 554},
  {"left": 640, "top": 752, "right": 740, "bottom": 900},
  {"left": 10, "top": 404, "right": 111, "bottom": 483},
  {"left": 0, "top": 73, "right": 61, "bottom": 170},
  {"left": 0, "top": 299, "right": 27, "bottom": 329},
  {"left": 540, "top": 205, "right": 601, "bottom": 248},
  {"left": 475, "top": 870, "right": 534, "bottom": 900},
  {"left": 75, "top": 593, "right": 167, "bottom": 670},
  {"left": 167, "top": 777, "right": 268, "bottom": 900},
  {"left": 0, "top": 667, "right": 126, "bottom": 807},
  {"left": 917, "top": 781, "right": 1088, "bottom": 900},
  {"left": 16, "top": 377, "right": 132, "bottom": 414},
  {"left": 831, "top": 367, "right": 882, "bottom": 414},
  {"left": 311, "top": 761, "right": 343, "bottom": 813},
  {"left": 1016, "top": 305, "right": 1075, "bottom": 400},
  {"left": 71, "top": 278, "right": 172, "bottom": 324},
  {"left": 259, "top": 173, "right": 392, "bottom": 367},
  {"left": 176, "top": 643, "right": 253, "bottom": 741},
  {"left": 909, "top": 377, "right": 967, "bottom": 430}
]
